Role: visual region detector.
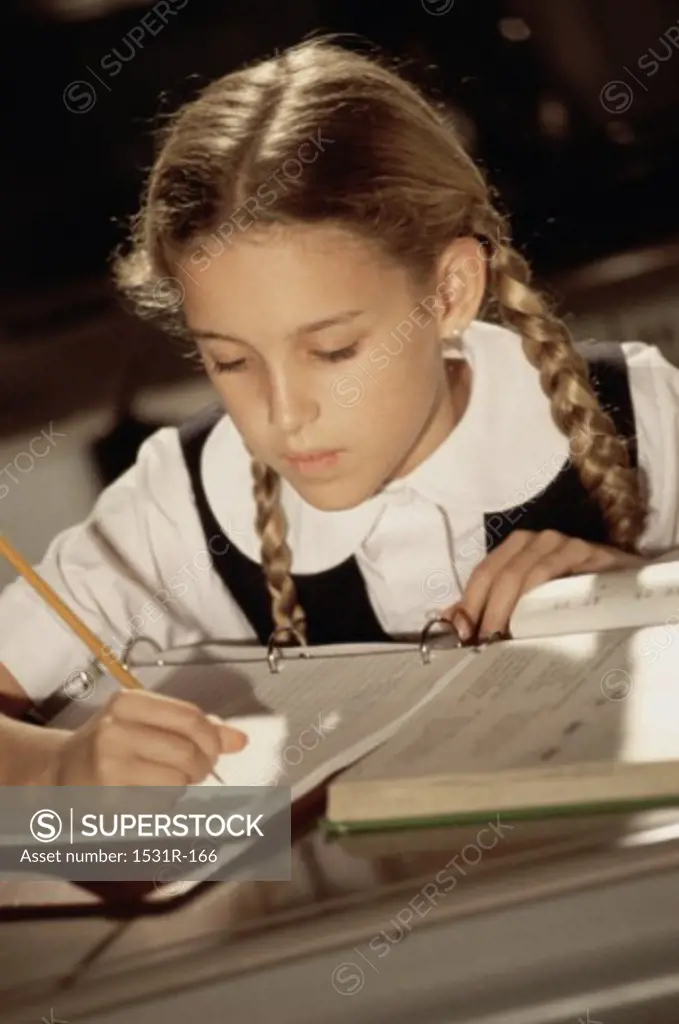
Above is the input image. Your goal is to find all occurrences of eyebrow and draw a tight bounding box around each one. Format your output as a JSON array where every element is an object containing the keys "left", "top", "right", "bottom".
[{"left": 190, "top": 309, "right": 365, "bottom": 345}]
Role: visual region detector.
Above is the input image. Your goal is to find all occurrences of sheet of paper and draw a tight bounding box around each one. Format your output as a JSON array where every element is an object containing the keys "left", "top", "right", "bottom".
[
  {"left": 48, "top": 643, "right": 477, "bottom": 800},
  {"left": 338, "top": 625, "right": 679, "bottom": 784}
]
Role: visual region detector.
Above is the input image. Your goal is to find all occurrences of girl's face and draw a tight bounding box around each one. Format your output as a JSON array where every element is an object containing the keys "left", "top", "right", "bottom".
[{"left": 179, "top": 223, "right": 461, "bottom": 511}]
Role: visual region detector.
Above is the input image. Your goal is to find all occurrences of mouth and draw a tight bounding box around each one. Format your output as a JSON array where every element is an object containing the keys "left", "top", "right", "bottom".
[{"left": 282, "top": 449, "right": 343, "bottom": 473}]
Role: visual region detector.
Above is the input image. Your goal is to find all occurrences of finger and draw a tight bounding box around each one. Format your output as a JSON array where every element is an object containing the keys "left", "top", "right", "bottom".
[
  {"left": 134, "top": 760, "right": 193, "bottom": 786},
  {"left": 218, "top": 723, "right": 248, "bottom": 754},
  {"left": 206, "top": 714, "right": 249, "bottom": 754},
  {"left": 564, "top": 545, "right": 642, "bottom": 573},
  {"left": 100, "top": 757, "right": 193, "bottom": 787},
  {"left": 477, "top": 531, "right": 570, "bottom": 637},
  {"left": 107, "top": 720, "right": 213, "bottom": 783},
  {"left": 109, "top": 692, "right": 226, "bottom": 767},
  {"left": 520, "top": 541, "right": 609, "bottom": 592},
  {"left": 481, "top": 532, "right": 593, "bottom": 634},
  {"left": 460, "top": 530, "right": 539, "bottom": 629},
  {"left": 441, "top": 602, "right": 476, "bottom": 643}
]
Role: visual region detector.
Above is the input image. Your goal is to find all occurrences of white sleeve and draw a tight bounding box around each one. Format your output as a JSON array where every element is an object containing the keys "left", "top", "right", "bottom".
[
  {"left": 625, "top": 342, "right": 679, "bottom": 555},
  {"left": 0, "top": 427, "right": 218, "bottom": 704}
]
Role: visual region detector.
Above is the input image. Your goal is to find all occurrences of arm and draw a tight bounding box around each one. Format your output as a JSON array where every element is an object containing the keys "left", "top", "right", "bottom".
[
  {"left": 0, "top": 427, "right": 209, "bottom": 709},
  {"left": 625, "top": 341, "right": 679, "bottom": 556},
  {"left": 0, "top": 663, "right": 69, "bottom": 784},
  {"left": 446, "top": 342, "right": 679, "bottom": 638},
  {"left": 0, "top": 426, "right": 251, "bottom": 785}
]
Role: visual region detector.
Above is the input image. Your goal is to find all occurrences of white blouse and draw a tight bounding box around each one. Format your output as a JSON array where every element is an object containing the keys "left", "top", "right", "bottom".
[{"left": 2, "top": 319, "right": 679, "bottom": 703}]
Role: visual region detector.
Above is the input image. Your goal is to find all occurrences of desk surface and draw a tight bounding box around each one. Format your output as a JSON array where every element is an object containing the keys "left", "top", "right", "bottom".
[{"left": 3, "top": 809, "right": 679, "bottom": 1024}]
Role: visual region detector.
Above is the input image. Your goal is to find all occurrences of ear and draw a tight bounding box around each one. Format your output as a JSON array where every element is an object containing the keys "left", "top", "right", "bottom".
[{"left": 434, "top": 237, "right": 488, "bottom": 337}]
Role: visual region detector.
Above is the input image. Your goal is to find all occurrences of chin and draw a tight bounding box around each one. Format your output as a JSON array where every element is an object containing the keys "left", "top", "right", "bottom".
[{"left": 295, "top": 479, "right": 372, "bottom": 512}]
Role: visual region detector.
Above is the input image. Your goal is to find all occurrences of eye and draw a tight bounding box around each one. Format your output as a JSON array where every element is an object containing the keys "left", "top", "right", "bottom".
[
  {"left": 210, "top": 358, "right": 247, "bottom": 374},
  {"left": 315, "top": 341, "right": 360, "bottom": 364}
]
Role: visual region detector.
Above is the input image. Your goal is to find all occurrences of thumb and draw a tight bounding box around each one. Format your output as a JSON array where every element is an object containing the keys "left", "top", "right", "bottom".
[{"left": 219, "top": 723, "right": 248, "bottom": 754}]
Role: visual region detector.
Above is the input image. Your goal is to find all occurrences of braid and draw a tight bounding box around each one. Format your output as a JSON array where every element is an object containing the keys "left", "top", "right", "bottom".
[
  {"left": 473, "top": 210, "right": 647, "bottom": 551},
  {"left": 251, "top": 459, "right": 308, "bottom": 644}
]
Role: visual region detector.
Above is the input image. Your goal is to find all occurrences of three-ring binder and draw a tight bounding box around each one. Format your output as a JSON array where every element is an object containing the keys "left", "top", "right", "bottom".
[{"left": 106, "top": 617, "right": 509, "bottom": 677}]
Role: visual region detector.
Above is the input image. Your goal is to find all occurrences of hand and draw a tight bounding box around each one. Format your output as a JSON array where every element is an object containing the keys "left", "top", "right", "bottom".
[
  {"left": 47, "top": 690, "right": 248, "bottom": 786},
  {"left": 445, "top": 529, "right": 644, "bottom": 642}
]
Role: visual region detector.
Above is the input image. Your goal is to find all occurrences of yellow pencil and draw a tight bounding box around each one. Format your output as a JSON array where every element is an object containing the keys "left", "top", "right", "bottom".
[{"left": 0, "top": 532, "right": 226, "bottom": 784}]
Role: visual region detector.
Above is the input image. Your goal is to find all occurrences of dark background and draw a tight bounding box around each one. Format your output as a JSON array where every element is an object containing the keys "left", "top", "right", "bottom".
[{"left": 1, "top": 0, "right": 679, "bottom": 437}]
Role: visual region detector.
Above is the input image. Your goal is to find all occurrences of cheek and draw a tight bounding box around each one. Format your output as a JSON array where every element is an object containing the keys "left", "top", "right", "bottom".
[
  {"left": 366, "top": 341, "right": 438, "bottom": 417},
  {"left": 331, "top": 365, "right": 429, "bottom": 462}
]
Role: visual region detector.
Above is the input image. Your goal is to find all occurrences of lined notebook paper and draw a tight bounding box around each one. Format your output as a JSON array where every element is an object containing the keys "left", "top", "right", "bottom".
[{"left": 48, "top": 642, "right": 477, "bottom": 799}]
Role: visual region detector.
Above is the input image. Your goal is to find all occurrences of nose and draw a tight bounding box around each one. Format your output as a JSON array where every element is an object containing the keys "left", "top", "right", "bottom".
[{"left": 267, "top": 366, "right": 320, "bottom": 436}]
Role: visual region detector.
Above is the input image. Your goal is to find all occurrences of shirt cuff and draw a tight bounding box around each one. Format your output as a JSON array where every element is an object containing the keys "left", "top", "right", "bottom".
[{"left": 0, "top": 579, "right": 95, "bottom": 705}]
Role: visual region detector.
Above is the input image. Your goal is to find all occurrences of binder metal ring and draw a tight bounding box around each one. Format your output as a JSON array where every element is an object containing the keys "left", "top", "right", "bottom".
[
  {"left": 418, "top": 616, "right": 462, "bottom": 664},
  {"left": 266, "top": 634, "right": 282, "bottom": 674},
  {"left": 120, "top": 635, "right": 165, "bottom": 669},
  {"left": 266, "top": 621, "right": 309, "bottom": 674}
]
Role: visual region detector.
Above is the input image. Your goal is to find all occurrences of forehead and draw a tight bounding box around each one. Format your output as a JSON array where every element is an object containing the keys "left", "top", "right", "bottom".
[{"left": 179, "top": 223, "right": 415, "bottom": 336}]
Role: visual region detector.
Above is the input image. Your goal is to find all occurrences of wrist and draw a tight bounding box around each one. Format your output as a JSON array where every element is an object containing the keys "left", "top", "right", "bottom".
[{"left": 23, "top": 730, "right": 70, "bottom": 786}]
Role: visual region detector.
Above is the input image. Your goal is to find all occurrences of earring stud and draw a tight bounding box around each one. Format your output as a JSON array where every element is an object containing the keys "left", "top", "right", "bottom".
[{"left": 443, "top": 328, "right": 464, "bottom": 354}]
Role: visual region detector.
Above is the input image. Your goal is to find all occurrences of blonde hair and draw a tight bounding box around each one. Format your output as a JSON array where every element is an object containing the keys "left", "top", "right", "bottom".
[{"left": 115, "top": 36, "right": 646, "bottom": 643}]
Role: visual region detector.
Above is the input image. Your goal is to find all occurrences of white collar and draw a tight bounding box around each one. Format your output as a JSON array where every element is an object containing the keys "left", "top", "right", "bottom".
[
  {"left": 201, "top": 319, "right": 569, "bottom": 570},
  {"left": 201, "top": 417, "right": 385, "bottom": 572},
  {"left": 381, "top": 319, "right": 569, "bottom": 511}
]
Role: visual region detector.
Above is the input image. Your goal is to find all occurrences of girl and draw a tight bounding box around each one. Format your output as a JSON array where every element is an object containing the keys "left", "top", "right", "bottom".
[{"left": 1, "top": 37, "right": 678, "bottom": 786}]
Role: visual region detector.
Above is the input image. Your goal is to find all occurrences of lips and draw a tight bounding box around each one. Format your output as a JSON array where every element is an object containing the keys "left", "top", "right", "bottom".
[
  {"left": 282, "top": 449, "right": 342, "bottom": 472},
  {"left": 284, "top": 450, "right": 338, "bottom": 463}
]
